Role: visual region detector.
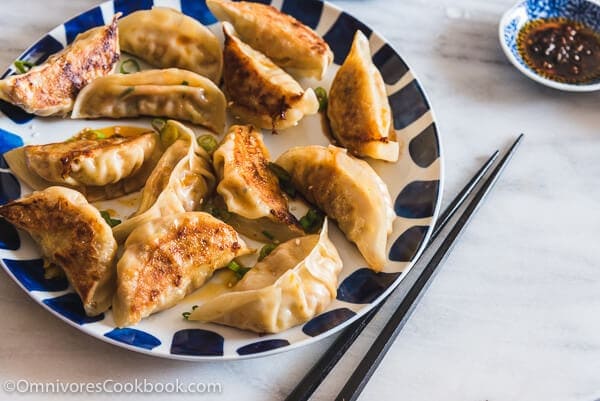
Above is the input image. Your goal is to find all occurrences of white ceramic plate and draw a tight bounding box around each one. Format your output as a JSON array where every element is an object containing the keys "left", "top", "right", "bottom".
[{"left": 0, "top": 0, "right": 443, "bottom": 360}]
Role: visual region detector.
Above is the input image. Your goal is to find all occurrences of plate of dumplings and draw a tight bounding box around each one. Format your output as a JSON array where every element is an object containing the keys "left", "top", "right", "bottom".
[{"left": 0, "top": 0, "right": 443, "bottom": 360}]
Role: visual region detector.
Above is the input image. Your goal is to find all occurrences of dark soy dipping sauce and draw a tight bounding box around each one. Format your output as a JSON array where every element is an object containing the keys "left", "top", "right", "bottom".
[{"left": 517, "top": 18, "right": 600, "bottom": 84}]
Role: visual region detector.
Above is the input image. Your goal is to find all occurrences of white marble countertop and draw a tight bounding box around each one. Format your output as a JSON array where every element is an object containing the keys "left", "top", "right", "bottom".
[{"left": 1, "top": 1, "right": 599, "bottom": 400}]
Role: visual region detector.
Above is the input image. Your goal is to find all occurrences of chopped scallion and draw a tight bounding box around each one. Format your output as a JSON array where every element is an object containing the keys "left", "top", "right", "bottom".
[
  {"left": 197, "top": 134, "right": 218, "bottom": 154},
  {"left": 119, "top": 86, "right": 135, "bottom": 98},
  {"left": 151, "top": 118, "right": 166, "bottom": 133},
  {"left": 258, "top": 243, "right": 277, "bottom": 261},
  {"left": 314, "top": 87, "right": 328, "bottom": 112},
  {"left": 14, "top": 60, "right": 34, "bottom": 74},
  {"left": 299, "top": 208, "right": 324, "bottom": 233},
  {"left": 227, "top": 260, "right": 251, "bottom": 279},
  {"left": 159, "top": 123, "right": 179, "bottom": 148},
  {"left": 100, "top": 210, "right": 121, "bottom": 227},
  {"left": 90, "top": 129, "right": 106, "bottom": 139},
  {"left": 268, "top": 162, "right": 296, "bottom": 198},
  {"left": 262, "top": 230, "right": 274, "bottom": 241},
  {"left": 120, "top": 58, "right": 140, "bottom": 74}
]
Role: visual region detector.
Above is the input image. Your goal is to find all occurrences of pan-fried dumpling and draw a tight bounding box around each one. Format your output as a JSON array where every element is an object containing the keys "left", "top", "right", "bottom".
[
  {"left": 207, "top": 0, "right": 332, "bottom": 80},
  {"left": 276, "top": 145, "right": 395, "bottom": 271},
  {"left": 71, "top": 68, "right": 226, "bottom": 134},
  {"left": 222, "top": 22, "right": 318, "bottom": 131},
  {"left": 328, "top": 31, "right": 399, "bottom": 162},
  {"left": 0, "top": 187, "right": 117, "bottom": 316},
  {"left": 212, "top": 125, "right": 303, "bottom": 241},
  {"left": 3, "top": 127, "right": 162, "bottom": 202},
  {"left": 189, "top": 219, "right": 342, "bottom": 333},
  {"left": 22, "top": 130, "right": 159, "bottom": 187},
  {"left": 113, "top": 120, "right": 216, "bottom": 242},
  {"left": 0, "top": 15, "right": 120, "bottom": 116},
  {"left": 119, "top": 7, "right": 222, "bottom": 83},
  {"left": 113, "top": 212, "right": 251, "bottom": 327}
]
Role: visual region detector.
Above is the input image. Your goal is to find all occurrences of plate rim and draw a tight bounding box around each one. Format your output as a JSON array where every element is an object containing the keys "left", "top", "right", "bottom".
[{"left": 0, "top": 0, "right": 445, "bottom": 361}]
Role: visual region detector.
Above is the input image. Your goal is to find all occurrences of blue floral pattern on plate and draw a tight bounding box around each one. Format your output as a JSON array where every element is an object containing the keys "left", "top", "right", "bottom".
[{"left": 499, "top": 0, "right": 600, "bottom": 90}]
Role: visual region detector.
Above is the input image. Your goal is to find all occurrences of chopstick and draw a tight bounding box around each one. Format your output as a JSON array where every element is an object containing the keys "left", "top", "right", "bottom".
[
  {"left": 285, "top": 148, "right": 502, "bottom": 401},
  {"left": 334, "top": 134, "right": 524, "bottom": 401}
]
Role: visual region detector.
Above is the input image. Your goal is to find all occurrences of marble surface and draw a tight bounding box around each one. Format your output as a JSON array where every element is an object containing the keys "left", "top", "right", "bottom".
[{"left": 1, "top": 1, "right": 599, "bottom": 400}]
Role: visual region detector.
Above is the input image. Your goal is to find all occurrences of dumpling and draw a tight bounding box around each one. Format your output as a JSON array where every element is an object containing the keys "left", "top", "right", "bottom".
[
  {"left": 0, "top": 15, "right": 120, "bottom": 116},
  {"left": 22, "top": 130, "right": 158, "bottom": 187},
  {"left": 71, "top": 68, "right": 226, "bottom": 134},
  {"left": 212, "top": 124, "right": 303, "bottom": 241},
  {"left": 276, "top": 145, "right": 395, "bottom": 271},
  {"left": 189, "top": 219, "right": 342, "bottom": 333},
  {"left": 222, "top": 22, "right": 318, "bottom": 131},
  {"left": 112, "top": 120, "right": 216, "bottom": 242},
  {"left": 328, "top": 31, "right": 399, "bottom": 162},
  {"left": 3, "top": 127, "right": 162, "bottom": 202},
  {"left": 0, "top": 187, "right": 117, "bottom": 316},
  {"left": 118, "top": 7, "right": 222, "bottom": 83},
  {"left": 113, "top": 211, "right": 251, "bottom": 327},
  {"left": 207, "top": 0, "right": 332, "bottom": 80}
]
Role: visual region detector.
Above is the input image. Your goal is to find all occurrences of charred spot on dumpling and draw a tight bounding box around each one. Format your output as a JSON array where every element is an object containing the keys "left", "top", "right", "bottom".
[
  {"left": 0, "top": 15, "right": 120, "bottom": 116},
  {"left": 208, "top": 0, "right": 332, "bottom": 79},
  {"left": 231, "top": 126, "right": 292, "bottom": 214},
  {"left": 328, "top": 31, "right": 398, "bottom": 162},
  {"left": 221, "top": 22, "right": 318, "bottom": 130},
  {"left": 223, "top": 34, "right": 300, "bottom": 121},
  {"left": 212, "top": 124, "right": 303, "bottom": 241},
  {"left": 112, "top": 212, "right": 249, "bottom": 327},
  {"left": 0, "top": 187, "right": 117, "bottom": 316}
]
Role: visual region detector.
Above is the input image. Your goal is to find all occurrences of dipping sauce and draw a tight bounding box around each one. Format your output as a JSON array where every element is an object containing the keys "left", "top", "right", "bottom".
[{"left": 517, "top": 18, "right": 600, "bottom": 84}]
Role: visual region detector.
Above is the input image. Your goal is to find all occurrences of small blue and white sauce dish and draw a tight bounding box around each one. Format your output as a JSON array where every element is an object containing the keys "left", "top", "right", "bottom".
[{"left": 499, "top": 0, "right": 600, "bottom": 92}]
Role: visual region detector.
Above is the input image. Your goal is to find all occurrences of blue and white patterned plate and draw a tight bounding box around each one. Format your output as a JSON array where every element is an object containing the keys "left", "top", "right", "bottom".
[
  {"left": 499, "top": 0, "right": 600, "bottom": 92},
  {"left": 0, "top": 0, "right": 443, "bottom": 360}
]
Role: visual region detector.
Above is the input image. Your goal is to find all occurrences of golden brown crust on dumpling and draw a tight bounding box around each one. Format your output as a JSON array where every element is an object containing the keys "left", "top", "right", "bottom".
[
  {"left": 328, "top": 31, "right": 399, "bottom": 162},
  {"left": 24, "top": 132, "right": 158, "bottom": 187},
  {"left": 113, "top": 212, "right": 250, "bottom": 327},
  {"left": 0, "top": 187, "right": 117, "bottom": 315},
  {"left": 212, "top": 125, "right": 303, "bottom": 241},
  {"left": 276, "top": 145, "right": 395, "bottom": 271},
  {"left": 230, "top": 125, "right": 293, "bottom": 225},
  {"left": 221, "top": 23, "right": 318, "bottom": 131},
  {"left": 207, "top": 0, "right": 332, "bottom": 79},
  {"left": 0, "top": 15, "right": 120, "bottom": 116}
]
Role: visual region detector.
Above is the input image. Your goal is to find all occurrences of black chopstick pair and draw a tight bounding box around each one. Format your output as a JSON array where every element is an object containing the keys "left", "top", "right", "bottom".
[{"left": 285, "top": 134, "right": 525, "bottom": 401}]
